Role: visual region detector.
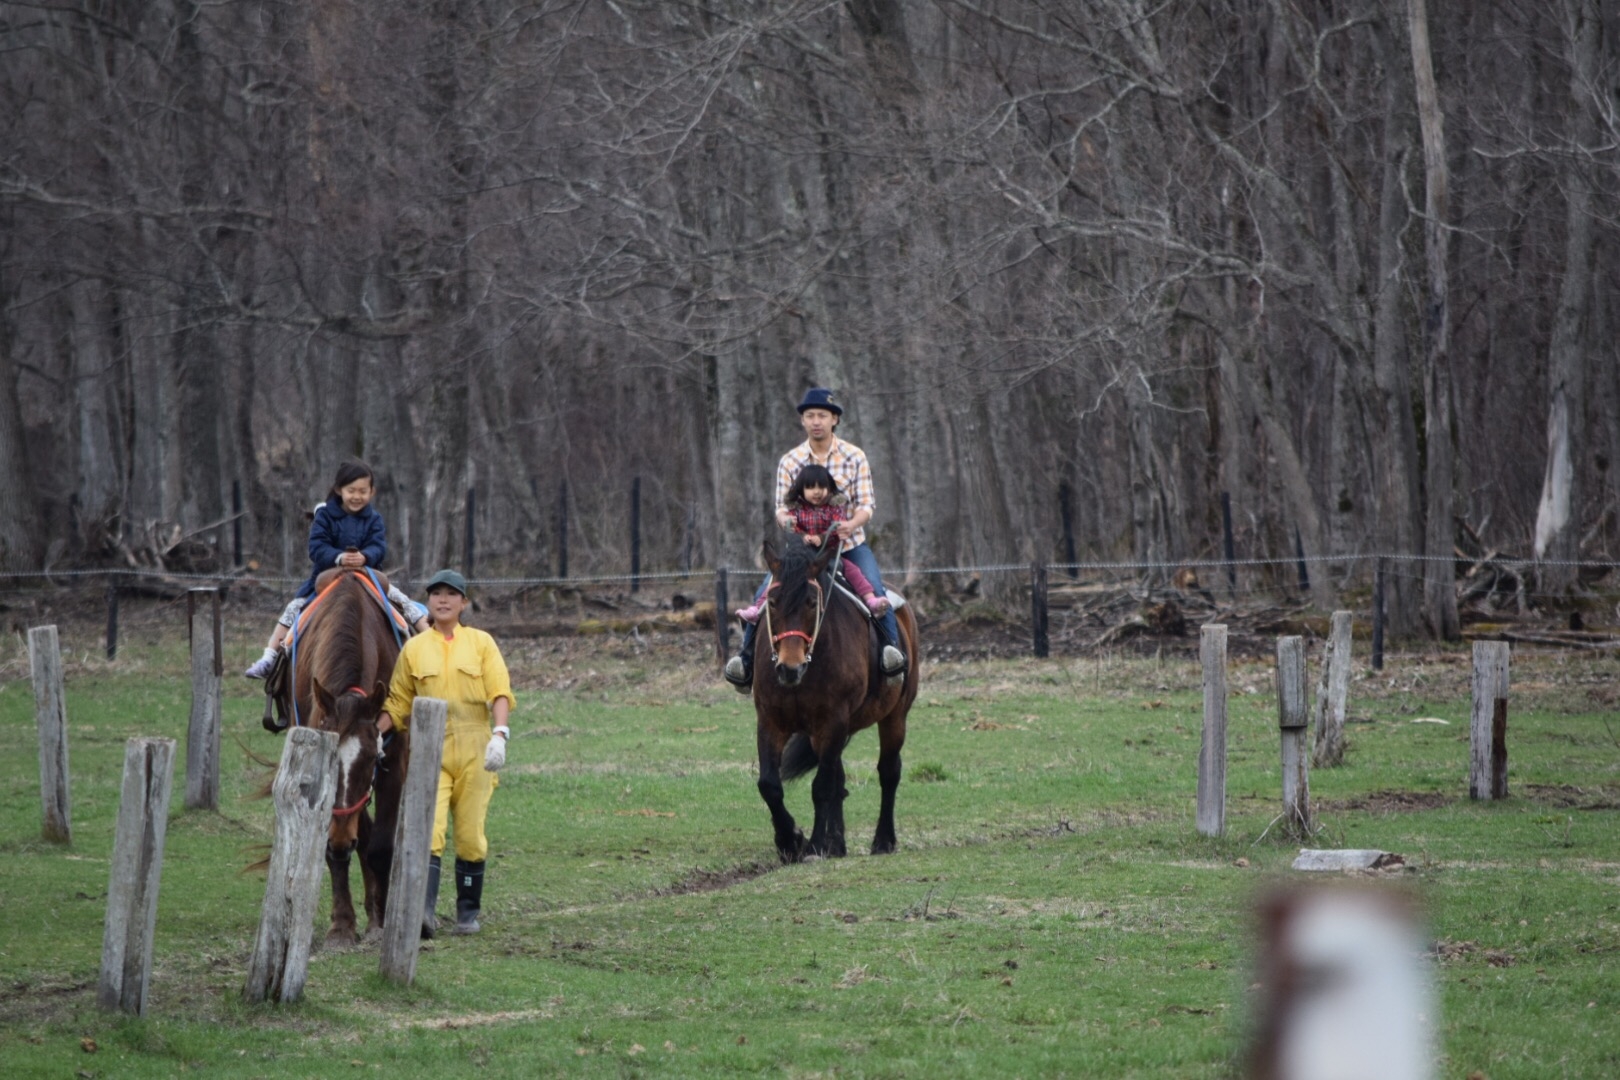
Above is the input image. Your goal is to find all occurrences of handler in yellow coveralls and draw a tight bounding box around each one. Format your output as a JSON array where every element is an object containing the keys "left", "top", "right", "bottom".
[{"left": 379, "top": 568, "right": 514, "bottom": 937}]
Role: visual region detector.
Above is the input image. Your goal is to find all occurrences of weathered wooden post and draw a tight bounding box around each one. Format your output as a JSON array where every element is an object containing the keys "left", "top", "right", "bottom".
[
  {"left": 464, "top": 485, "right": 477, "bottom": 581},
  {"left": 1276, "top": 636, "right": 1313, "bottom": 838},
  {"left": 1220, "top": 492, "right": 1238, "bottom": 600},
  {"left": 1372, "top": 557, "right": 1387, "bottom": 671},
  {"left": 1469, "top": 641, "right": 1511, "bottom": 801},
  {"left": 1197, "top": 624, "right": 1229, "bottom": 837},
  {"left": 379, "top": 698, "right": 449, "bottom": 985},
  {"left": 232, "top": 479, "right": 244, "bottom": 568},
  {"left": 1058, "top": 481, "right": 1078, "bottom": 577},
  {"left": 98, "top": 737, "right": 176, "bottom": 1015},
  {"left": 185, "top": 588, "right": 223, "bottom": 811},
  {"left": 556, "top": 480, "right": 569, "bottom": 579},
  {"left": 1311, "top": 610, "right": 1354, "bottom": 768},
  {"left": 105, "top": 579, "right": 119, "bottom": 660},
  {"left": 29, "top": 625, "right": 72, "bottom": 844},
  {"left": 243, "top": 728, "right": 339, "bottom": 1005},
  {"left": 630, "top": 475, "right": 642, "bottom": 593},
  {"left": 714, "top": 567, "right": 730, "bottom": 667},
  {"left": 1030, "top": 561, "right": 1049, "bottom": 659}
]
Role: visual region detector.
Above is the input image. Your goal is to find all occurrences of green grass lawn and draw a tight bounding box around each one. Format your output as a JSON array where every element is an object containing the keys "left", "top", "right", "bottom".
[{"left": 0, "top": 611, "right": 1617, "bottom": 1078}]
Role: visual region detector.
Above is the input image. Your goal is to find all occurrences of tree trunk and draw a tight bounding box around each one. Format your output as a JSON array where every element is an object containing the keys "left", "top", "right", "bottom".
[
  {"left": 1532, "top": 0, "right": 1600, "bottom": 591},
  {"left": 1408, "top": 0, "right": 1460, "bottom": 639}
]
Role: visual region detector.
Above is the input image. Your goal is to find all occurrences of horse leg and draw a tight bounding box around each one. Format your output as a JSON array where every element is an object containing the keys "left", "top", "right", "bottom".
[
  {"left": 807, "top": 740, "right": 848, "bottom": 858},
  {"left": 358, "top": 812, "right": 388, "bottom": 941},
  {"left": 872, "top": 724, "right": 903, "bottom": 855},
  {"left": 325, "top": 845, "right": 359, "bottom": 947},
  {"left": 757, "top": 726, "right": 804, "bottom": 862}
]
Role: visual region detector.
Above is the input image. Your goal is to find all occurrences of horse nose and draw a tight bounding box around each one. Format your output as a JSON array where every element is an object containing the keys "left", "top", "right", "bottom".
[{"left": 775, "top": 662, "right": 807, "bottom": 687}]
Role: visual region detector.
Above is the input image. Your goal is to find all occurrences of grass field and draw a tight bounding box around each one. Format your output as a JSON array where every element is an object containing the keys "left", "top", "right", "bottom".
[{"left": 1, "top": 604, "right": 1617, "bottom": 1078}]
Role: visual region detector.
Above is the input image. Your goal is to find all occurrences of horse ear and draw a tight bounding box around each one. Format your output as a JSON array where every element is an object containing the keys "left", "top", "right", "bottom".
[
  {"left": 312, "top": 682, "right": 335, "bottom": 719},
  {"left": 762, "top": 534, "right": 782, "bottom": 575},
  {"left": 810, "top": 536, "right": 839, "bottom": 576}
]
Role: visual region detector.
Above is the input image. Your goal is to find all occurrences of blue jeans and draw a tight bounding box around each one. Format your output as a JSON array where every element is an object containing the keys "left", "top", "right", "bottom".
[{"left": 738, "top": 542, "right": 900, "bottom": 656}]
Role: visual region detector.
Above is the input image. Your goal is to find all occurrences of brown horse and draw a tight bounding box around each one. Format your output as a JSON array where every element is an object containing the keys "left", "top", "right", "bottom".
[
  {"left": 277, "top": 569, "right": 408, "bottom": 946},
  {"left": 752, "top": 532, "right": 919, "bottom": 861}
]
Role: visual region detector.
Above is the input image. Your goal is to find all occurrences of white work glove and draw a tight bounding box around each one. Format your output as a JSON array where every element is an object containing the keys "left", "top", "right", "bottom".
[{"left": 483, "top": 731, "right": 508, "bottom": 772}]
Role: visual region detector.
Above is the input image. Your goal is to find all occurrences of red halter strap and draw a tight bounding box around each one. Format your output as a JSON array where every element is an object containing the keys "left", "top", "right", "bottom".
[
  {"left": 770, "top": 629, "right": 814, "bottom": 646},
  {"left": 331, "top": 790, "right": 372, "bottom": 817},
  {"left": 346, "top": 686, "right": 369, "bottom": 697}
]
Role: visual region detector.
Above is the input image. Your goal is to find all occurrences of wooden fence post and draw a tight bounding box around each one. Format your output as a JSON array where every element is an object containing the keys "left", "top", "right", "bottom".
[
  {"left": 630, "top": 475, "right": 642, "bottom": 593},
  {"left": 1311, "top": 610, "right": 1353, "bottom": 768},
  {"left": 556, "top": 480, "right": 568, "bottom": 579},
  {"left": 29, "top": 625, "right": 72, "bottom": 844},
  {"left": 105, "top": 580, "right": 119, "bottom": 660},
  {"left": 1197, "top": 624, "right": 1228, "bottom": 837},
  {"left": 1058, "top": 482, "right": 1078, "bottom": 577},
  {"left": 185, "top": 588, "right": 223, "bottom": 811},
  {"left": 465, "top": 486, "right": 477, "bottom": 581},
  {"left": 1276, "top": 636, "right": 1312, "bottom": 838},
  {"left": 1372, "top": 557, "right": 1386, "bottom": 671},
  {"left": 98, "top": 737, "right": 176, "bottom": 1016},
  {"left": 243, "top": 728, "right": 339, "bottom": 1004},
  {"left": 1470, "top": 641, "right": 1511, "bottom": 800},
  {"left": 1220, "top": 492, "right": 1238, "bottom": 600},
  {"left": 1030, "top": 561, "right": 1049, "bottom": 658},
  {"left": 379, "top": 698, "right": 449, "bottom": 985},
  {"left": 714, "top": 568, "right": 730, "bottom": 667}
]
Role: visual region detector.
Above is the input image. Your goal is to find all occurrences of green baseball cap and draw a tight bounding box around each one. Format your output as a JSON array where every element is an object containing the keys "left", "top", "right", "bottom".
[{"left": 423, "top": 569, "right": 468, "bottom": 596}]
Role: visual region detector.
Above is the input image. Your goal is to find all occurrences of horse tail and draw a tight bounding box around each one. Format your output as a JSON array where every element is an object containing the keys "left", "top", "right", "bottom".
[
  {"left": 780, "top": 730, "right": 854, "bottom": 782},
  {"left": 780, "top": 734, "right": 818, "bottom": 781}
]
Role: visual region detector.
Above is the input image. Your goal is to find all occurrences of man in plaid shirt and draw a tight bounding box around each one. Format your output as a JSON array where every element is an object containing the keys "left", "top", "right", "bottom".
[{"left": 725, "top": 387, "right": 906, "bottom": 689}]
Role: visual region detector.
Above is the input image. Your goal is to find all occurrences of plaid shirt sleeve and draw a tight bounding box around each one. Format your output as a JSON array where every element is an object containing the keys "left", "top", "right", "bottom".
[
  {"left": 775, "top": 447, "right": 808, "bottom": 517},
  {"left": 839, "top": 443, "right": 875, "bottom": 520}
]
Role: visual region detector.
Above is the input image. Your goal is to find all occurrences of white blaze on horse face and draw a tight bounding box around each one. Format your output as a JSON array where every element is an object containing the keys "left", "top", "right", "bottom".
[
  {"left": 1273, "top": 890, "right": 1434, "bottom": 1080},
  {"left": 336, "top": 733, "right": 366, "bottom": 801}
]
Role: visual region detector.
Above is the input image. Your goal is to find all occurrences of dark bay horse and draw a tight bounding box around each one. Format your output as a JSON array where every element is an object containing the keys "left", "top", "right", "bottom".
[
  {"left": 752, "top": 533, "right": 919, "bottom": 861},
  {"left": 275, "top": 569, "right": 408, "bottom": 946}
]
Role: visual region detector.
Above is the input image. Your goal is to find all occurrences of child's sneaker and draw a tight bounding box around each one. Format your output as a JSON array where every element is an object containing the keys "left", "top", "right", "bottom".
[
  {"left": 864, "top": 594, "right": 890, "bottom": 616},
  {"left": 735, "top": 602, "right": 764, "bottom": 625},
  {"left": 244, "top": 650, "right": 277, "bottom": 679}
]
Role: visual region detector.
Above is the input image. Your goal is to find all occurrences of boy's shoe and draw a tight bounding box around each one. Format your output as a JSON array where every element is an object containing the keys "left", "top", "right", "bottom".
[
  {"left": 880, "top": 645, "right": 907, "bottom": 678},
  {"left": 864, "top": 594, "right": 891, "bottom": 616},
  {"left": 735, "top": 602, "right": 764, "bottom": 625},
  {"left": 245, "top": 652, "right": 277, "bottom": 680}
]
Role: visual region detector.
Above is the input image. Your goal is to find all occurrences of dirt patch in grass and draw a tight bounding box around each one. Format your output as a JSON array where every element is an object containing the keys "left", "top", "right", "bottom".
[
  {"left": 1318, "top": 789, "right": 1454, "bottom": 813},
  {"left": 656, "top": 860, "right": 778, "bottom": 896},
  {"left": 1519, "top": 783, "right": 1620, "bottom": 810}
]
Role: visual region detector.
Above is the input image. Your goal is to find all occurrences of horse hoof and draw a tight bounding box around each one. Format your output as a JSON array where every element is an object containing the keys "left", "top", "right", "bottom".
[{"left": 324, "top": 930, "right": 358, "bottom": 949}]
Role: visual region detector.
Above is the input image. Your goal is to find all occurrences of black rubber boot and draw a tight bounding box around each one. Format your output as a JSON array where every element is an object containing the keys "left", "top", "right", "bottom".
[
  {"left": 452, "top": 858, "right": 484, "bottom": 935},
  {"left": 421, "top": 854, "right": 441, "bottom": 940}
]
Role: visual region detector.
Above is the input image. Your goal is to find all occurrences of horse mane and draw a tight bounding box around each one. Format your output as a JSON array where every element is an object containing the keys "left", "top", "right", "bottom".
[
  {"left": 305, "top": 572, "right": 394, "bottom": 728},
  {"left": 773, "top": 534, "right": 832, "bottom": 617}
]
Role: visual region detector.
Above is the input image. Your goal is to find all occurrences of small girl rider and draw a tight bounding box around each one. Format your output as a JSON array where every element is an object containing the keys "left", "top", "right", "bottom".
[
  {"left": 737, "top": 464, "right": 889, "bottom": 623},
  {"left": 245, "top": 459, "right": 426, "bottom": 679}
]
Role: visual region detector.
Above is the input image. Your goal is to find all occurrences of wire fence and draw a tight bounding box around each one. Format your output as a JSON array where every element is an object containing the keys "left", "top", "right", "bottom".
[{"left": 5, "top": 550, "right": 1616, "bottom": 669}]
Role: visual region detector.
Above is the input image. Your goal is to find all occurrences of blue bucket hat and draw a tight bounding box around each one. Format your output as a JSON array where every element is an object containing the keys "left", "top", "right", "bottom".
[
  {"left": 423, "top": 568, "right": 468, "bottom": 597},
  {"left": 796, "top": 387, "right": 842, "bottom": 416}
]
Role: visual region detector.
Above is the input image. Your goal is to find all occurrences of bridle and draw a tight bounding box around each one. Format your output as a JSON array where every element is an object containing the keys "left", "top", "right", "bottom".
[
  {"left": 330, "top": 685, "right": 376, "bottom": 819},
  {"left": 763, "top": 574, "right": 827, "bottom": 667}
]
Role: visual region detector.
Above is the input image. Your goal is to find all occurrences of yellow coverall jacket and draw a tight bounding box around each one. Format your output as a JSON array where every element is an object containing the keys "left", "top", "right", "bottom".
[{"left": 383, "top": 625, "right": 515, "bottom": 862}]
